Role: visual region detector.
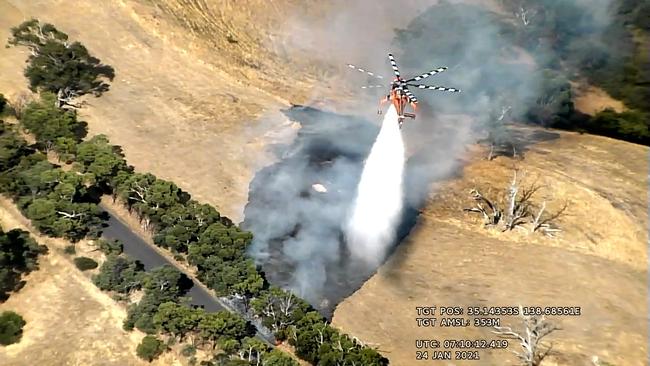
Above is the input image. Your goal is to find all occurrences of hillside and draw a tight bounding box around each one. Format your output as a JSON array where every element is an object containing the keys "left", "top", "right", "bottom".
[
  {"left": 0, "top": 1, "right": 647, "bottom": 365},
  {"left": 333, "top": 128, "right": 648, "bottom": 365},
  {"left": 0, "top": 0, "right": 329, "bottom": 222},
  {"left": 0, "top": 197, "right": 182, "bottom": 366}
]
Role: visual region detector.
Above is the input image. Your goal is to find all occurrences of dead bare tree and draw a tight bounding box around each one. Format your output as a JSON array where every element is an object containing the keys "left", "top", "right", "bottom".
[
  {"left": 56, "top": 210, "right": 86, "bottom": 220},
  {"left": 493, "top": 305, "right": 561, "bottom": 366},
  {"left": 503, "top": 171, "right": 541, "bottom": 231},
  {"left": 56, "top": 87, "right": 86, "bottom": 110},
  {"left": 464, "top": 170, "right": 567, "bottom": 235},
  {"left": 500, "top": 0, "right": 538, "bottom": 26},
  {"left": 463, "top": 189, "right": 503, "bottom": 226},
  {"left": 515, "top": 5, "right": 537, "bottom": 26},
  {"left": 487, "top": 105, "right": 513, "bottom": 161},
  {"left": 128, "top": 181, "right": 149, "bottom": 205},
  {"left": 531, "top": 200, "right": 568, "bottom": 237}
]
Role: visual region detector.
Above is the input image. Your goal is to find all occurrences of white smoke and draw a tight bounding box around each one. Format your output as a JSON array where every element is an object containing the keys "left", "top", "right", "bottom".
[
  {"left": 244, "top": 0, "right": 619, "bottom": 309},
  {"left": 345, "top": 105, "right": 405, "bottom": 266}
]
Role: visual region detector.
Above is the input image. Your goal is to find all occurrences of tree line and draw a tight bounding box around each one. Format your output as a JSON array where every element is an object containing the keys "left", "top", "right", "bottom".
[
  {"left": 4, "top": 19, "right": 388, "bottom": 365},
  {"left": 0, "top": 101, "right": 47, "bottom": 346},
  {"left": 499, "top": 0, "right": 650, "bottom": 145},
  {"left": 0, "top": 114, "right": 106, "bottom": 242}
]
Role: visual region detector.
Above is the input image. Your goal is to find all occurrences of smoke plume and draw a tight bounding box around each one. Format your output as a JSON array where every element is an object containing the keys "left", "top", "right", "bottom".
[
  {"left": 346, "top": 105, "right": 405, "bottom": 267},
  {"left": 243, "top": 0, "right": 617, "bottom": 312}
]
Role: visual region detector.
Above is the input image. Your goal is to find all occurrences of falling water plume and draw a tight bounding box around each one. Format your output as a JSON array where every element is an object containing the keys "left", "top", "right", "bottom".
[{"left": 345, "top": 105, "right": 405, "bottom": 267}]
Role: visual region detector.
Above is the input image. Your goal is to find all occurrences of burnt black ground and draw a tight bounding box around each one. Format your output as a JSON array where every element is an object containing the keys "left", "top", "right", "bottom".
[{"left": 242, "top": 106, "right": 423, "bottom": 319}]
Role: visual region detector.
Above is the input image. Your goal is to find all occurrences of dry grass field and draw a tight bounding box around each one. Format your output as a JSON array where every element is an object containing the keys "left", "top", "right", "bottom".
[
  {"left": 333, "top": 129, "right": 648, "bottom": 365},
  {"left": 0, "top": 197, "right": 183, "bottom": 366},
  {"left": 0, "top": 0, "right": 327, "bottom": 222},
  {"left": 0, "top": 1, "right": 647, "bottom": 366},
  {"left": 572, "top": 82, "right": 628, "bottom": 116}
]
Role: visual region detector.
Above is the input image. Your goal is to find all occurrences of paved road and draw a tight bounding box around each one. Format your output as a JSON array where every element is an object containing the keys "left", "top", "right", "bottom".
[
  {"left": 101, "top": 207, "right": 224, "bottom": 312},
  {"left": 99, "top": 204, "right": 275, "bottom": 345}
]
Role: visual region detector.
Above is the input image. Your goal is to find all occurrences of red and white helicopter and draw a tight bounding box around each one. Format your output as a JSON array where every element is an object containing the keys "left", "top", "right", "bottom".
[{"left": 347, "top": 53, "right": 460, "bottom": 128}]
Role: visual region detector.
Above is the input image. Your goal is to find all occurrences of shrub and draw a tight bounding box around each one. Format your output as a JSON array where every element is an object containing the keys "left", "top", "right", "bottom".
[
  {"left": 96, "top": 238, "right": 123, "bottom": 255},
  {"left": 73, "top": 256, "right": 98, "bottom": 271},
  {"left": 93, "top": 255, "right": 144, "bottom": 293},
  {"left": 0, "top": 311, "right": 26, "bottom": 345},
  {"left": 181, "top": 344, "right": 196, "bottom": 358},
  {"left": 63, "top": 245, "right": 76, "bottom": 255},
  {"left": 136, "top": 335, "right": 165, "bottom": 362}
]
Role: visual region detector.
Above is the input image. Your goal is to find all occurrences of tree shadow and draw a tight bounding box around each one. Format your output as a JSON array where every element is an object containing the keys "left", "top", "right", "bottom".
[
  {"left": 178, "top": 273, "right": 194, "bottom": 296},
  {"left": 73, "top": 120, "right": 89, "bottom": 141}
]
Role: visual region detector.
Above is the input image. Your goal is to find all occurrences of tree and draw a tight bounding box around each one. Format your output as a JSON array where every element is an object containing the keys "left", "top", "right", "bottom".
[
  {"left": 136, "top": 335, "right": 166, "bottom": 362},
  {"left": 113, "top": 172, "right": 158, "bottom": 228},
  {"left": 464, "top": 170, "right": 567, "bottom": 235},
  {"left": 530, "top": 200, "right": 568, "bottom": 237},
  {"left": 251, "top": 287, "right": 312, "bottom": 337},
  {"left": 493, "top": 306, "right": 561, "bottom": 366},
  {"left": 0, "top": 311, "right": 26, "bottom": 345},
  {"left": 142, "top": 265, "right": 188, "bottom": 303},
  {"left": 153, "top": 302, "right": 203, "bottom": 342},
  {"left": 92, "top": 254, "right": 144, "bottom": 293},
  {"left": 53, "top": 136, "right": 77, "bottom": 163},
  {"left": 350, "top": 347, "right": 389, "bottom": 366},
  {"left": 483, "top": 104, "right": 514, "bottom": 160},
  {"left": 526, "top": 69, "right": 574, "bottom": 127},
  {"left": 0, "top": 229, "right": 47, "bottom": 301},
  {"left": 113, "top": 173, "right": 190, "bottom": 231},
  {"left": 586, "top": 108, "right": 650, "bottom": 145},
  {"left": 25, "top": 198, "right": 106, "bottom": 242},
  {"left": 292, "top": 320, "right": 333, "bottom": 364},
  {"left": 463, "top": 188, "right": 503, "bottom": 227},
  {"left": 287, "top": 313, "right": 387, "bottom": 366},
  {"left": 20, "top": 93, "right": 85, "bottom": 149},
  {"left": 187, "top": 200, "right": 221, "bottom": 228},
  {"left": 0, "top": 122, "right": 30, "bottom": 172},
  {"left": 238, "top": 336, "right": 269, "bottom": 365},
  {"left": 502, "top": 171, "right": 540, "bottom": 231},
  {"left": 8, "top": 19, "right": 114, "bottom": 109},
  {"left": 48, "top": 171, "right": 84, "bottom": 202},
  {"left": 4, "top": 158, "right": 53, "bottom": 199},
  {"left": 261, "top": 349, "right": 299, "bottom": 366},
  {"left": 125, "top": 265, "right": 190, "bottom": 334},
  {"left": 125, "top": 293, "right": 166, "bottom": 333},
  {"left": 94, "top": 238, "right": 123, "bottom": 255},
  {"left": 190, "top": 223, "right": 252, "bottom": 263},
  {"left": 73, "top": 256, "right": 98, "bottom": 271},
  {"left": 207, "top": 355, "right": 250, "bottom": 366},
  {"left": 75, "top": 135, "right": 128, "bottom": 189},
  {"left": 199, "top": 257, "right": 264, "bottom": 299},
  {"left": 153, "top": 204, "right": 198, "bottom": 253},
  {"left": 197, "top": 311, "right": 252, "bottom": 349}
]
